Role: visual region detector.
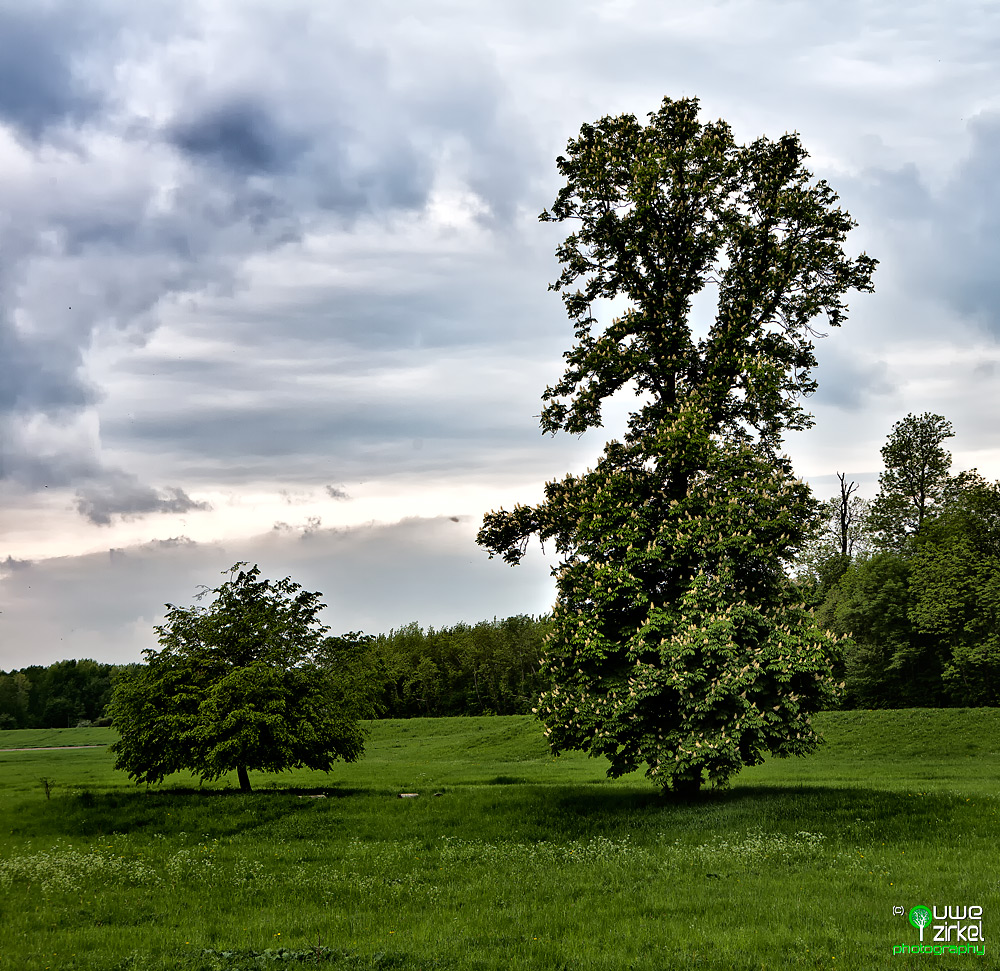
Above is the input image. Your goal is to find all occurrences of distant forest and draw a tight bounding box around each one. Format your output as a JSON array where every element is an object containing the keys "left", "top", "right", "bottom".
[{"left": 0, "top": 614, "right": 554, "bottom": 729}]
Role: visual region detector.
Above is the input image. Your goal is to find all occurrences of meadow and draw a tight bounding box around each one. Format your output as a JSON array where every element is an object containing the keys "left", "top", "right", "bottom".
[{"left": 0, "top": 710, "right": 997, "bottom": 970}]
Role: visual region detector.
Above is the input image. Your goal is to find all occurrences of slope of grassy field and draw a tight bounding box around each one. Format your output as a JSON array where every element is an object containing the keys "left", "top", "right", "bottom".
[
  {"left": 0, "top": 727, "right": 116, "bottom": 750},
  {"left": 0, "top": 711, "right": 997, "bottom": 970}
]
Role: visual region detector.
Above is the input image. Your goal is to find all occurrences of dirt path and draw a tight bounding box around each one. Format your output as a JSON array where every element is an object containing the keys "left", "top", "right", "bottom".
[{"left": 0, "top": 745, "right": 107, "bottom": 752}]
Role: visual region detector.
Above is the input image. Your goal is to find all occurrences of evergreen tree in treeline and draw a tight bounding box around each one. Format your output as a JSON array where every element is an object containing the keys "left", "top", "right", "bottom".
[{"left": 798, "top": 413, "right": 1000, "bottom": 709}]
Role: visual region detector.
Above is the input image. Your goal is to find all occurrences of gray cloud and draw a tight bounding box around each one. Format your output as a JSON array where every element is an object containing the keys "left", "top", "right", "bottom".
[
  {"left": 936, "top": 112, "right": 1000, "bottom": 334},
  {"left": 167, "top": 96, "right": 308, "bottom": 175},
  {"left": 853, "top": 110, "right": 1000, "bottom": 339},
  {"left": 811, "top": 342, "right": 896, "bottom": 413},
  {"left": 147, "top": 536, "right": 196, "bottom": 550},
  {"left": 272, "top": 516, "right": 322, "bottom": 536},
  {"left": 0, "top": 5, "right": 106, "bottom": 139},
  {"left": 74, "top": 473, "right": 212, "bottom": 526},
  {"left": 857, "top": 162, "right": 933, "bottom": 223},
  {"left": 3, "top": 0, "right": 1000, "bottom": 667},
  {"left": 0, "top": 414, "right": 103, "bottom": 489},
  {"left": 0, "top": 322, "right": 102, "bottom": 416},
  {"left": 0, "top": 0, "right": 549, "bottom": 511}
]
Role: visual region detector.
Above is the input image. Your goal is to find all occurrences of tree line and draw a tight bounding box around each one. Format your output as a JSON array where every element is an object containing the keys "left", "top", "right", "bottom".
[
  {"left": 0, "top": 659, "right": 118, "bottom": 730},
  {"left": 357, "top": 613, "right": 553, "bottom": 717},
  {"left": 794, "top": 412, "right": 1000, "bottom": 709},
  {"left": 0, "top": 615, "right": 555, "bottom": 729}
]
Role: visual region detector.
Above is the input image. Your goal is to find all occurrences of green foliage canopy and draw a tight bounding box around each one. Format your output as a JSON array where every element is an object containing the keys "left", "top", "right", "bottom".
[
  {"left": 108, "top": 563, "right": 368, "bottom": 791},
  {"left": 0, "top": 659, "right": 115, "bottom": 730},
  {"left": 477, "top": 96, "right": 876, "bottom": 793},
  {"left": 372, "top": 615, "right": 552, "bottom": 716}
]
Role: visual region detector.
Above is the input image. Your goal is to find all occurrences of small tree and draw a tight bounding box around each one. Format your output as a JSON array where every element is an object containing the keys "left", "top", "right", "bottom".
[
  {"left": 477, "top": 96, "right": 875, "bottom": 794},
  {"left": 108, "top": 563, "right": 368, "bottom": 791},
  {"left": 869, "top": 413, "right": 954, "bottom": 550}
]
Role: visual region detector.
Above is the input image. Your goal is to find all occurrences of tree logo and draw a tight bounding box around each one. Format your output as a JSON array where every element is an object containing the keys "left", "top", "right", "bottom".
[{"left": 908, "top": 905, "right": 932, "bottom": 941}]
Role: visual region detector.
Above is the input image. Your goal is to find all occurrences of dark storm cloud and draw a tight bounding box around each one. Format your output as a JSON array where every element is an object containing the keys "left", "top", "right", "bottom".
[
  {"left": 325, "top": 485, "right": 350, "bottom": 500},
  {"left": 0, "top": 5, "right": 105, "bottom": 138},
  {"left": 934, "top": 112, "right": 1000, "bottom": 334},
  {"left": 0, "top": 416, "right": 104, "bottom": 490},
  {"left": 0, "top": 168, "right": 305, "bottom": 497},
  {"left": 105, "top": 405, "right": 528, "bottom": 479},
  {"left": 310, "top": 137, "right": 435, "bottom": 219},
  {"left": 74, "top": 473, "right": 212, "bottom": 526},
  {"left": 859, "top": 162, "right": 933, "bottom": 223},
  {"left": 396, "top": 57, "right": 544, "bottom": 226},
  {"left": 167, "top": 97, "right": 308, "bottom": 175},
  {"left": 0, "top": 1, "right": 549, "bottom": 508},
  {"left": 96, "top": 362, "right": 540, "bottom": 487}
]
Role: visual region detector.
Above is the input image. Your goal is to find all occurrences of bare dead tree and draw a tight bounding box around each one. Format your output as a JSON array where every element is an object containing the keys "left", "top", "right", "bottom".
[{"left": 836, "top": 472, "right": 860, "bottom": 557}]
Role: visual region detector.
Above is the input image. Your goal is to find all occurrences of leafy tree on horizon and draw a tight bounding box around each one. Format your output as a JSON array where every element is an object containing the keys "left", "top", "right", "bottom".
[
  {"left": 108, "top": 563, "right": 369, "bottom": 792},
  {"left": 477, "top": 96, "right": 876, "bottom": 794},
  {"left": 0, "top": 613, "right": 556, "bottom": 728},
  {"left": 869, "top": 412, "right": 954, "bottom": 550}
]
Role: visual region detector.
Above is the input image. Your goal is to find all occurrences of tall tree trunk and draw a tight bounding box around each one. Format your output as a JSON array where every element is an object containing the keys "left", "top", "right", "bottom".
[{"left": 237, "top": 765, "right": 251, "bottom": 792}]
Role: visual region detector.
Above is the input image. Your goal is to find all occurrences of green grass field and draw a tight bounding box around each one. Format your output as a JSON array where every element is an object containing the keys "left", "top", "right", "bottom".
[{"left": 0, "top": 710, "right": 997, "bottom": 970}]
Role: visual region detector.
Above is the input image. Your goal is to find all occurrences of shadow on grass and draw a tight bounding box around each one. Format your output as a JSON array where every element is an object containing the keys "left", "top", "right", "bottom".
[
  {"left": 15, "top": 779, "right": 973, "bottom": 845},
  {"left": 532, "top": 782, "right": 970, "bottom": 840},
  {"left": 13, "top": 784, "right": 366, "bottom": 839}
]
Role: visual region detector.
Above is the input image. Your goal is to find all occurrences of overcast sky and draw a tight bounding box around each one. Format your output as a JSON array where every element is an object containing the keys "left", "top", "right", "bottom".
[{"left": 1, "top": 0, "right": 998, "bottom": 669}]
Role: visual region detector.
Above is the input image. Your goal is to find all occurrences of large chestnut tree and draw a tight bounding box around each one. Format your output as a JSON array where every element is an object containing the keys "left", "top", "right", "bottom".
[{"left": 477, "top": 97, "right": 876, "bottom": 794}]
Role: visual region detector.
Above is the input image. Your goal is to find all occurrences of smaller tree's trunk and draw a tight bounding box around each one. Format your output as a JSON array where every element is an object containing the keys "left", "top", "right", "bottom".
[
  {"left": 237, "top": 765, "right": 251, "bottom": 792},
  {"left": 671, "top": 771, "right": 702, "bottom": 799}
]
